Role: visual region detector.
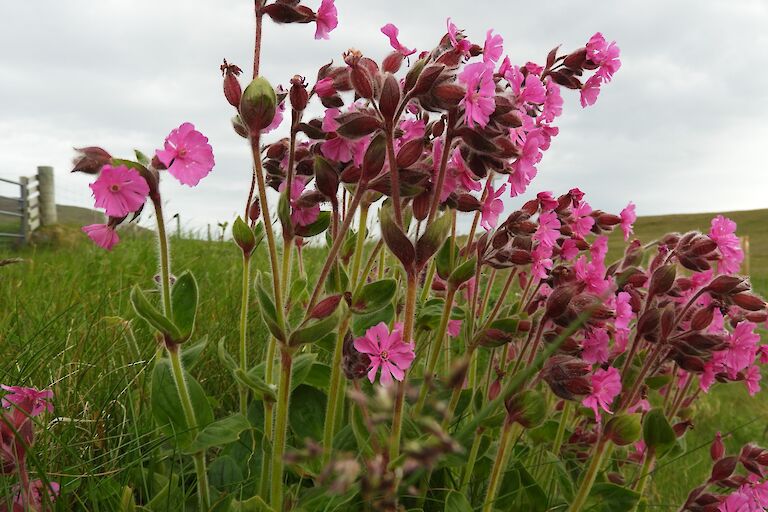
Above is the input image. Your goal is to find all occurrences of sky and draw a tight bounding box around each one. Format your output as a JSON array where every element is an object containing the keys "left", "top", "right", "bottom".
[{"left": 0, "top": 0, "right": 766, "bottom": 233}]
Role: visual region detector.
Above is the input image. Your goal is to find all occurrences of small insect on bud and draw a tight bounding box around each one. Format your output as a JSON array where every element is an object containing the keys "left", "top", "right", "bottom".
[
  {"left": 72, "top": 147, "right": 112, "bottom": 174},
  {"left": 289, "top": 75, "right": 309, "bottom": 112},
  {"left": 221, "top": 59, "right": 243, "bottom": 108},
  {"left": 240, "top": 77, "right": 278, "bottom": 134}
]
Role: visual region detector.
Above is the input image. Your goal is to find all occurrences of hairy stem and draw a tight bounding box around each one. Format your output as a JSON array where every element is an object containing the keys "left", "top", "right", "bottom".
[
  {"left": 239, "top": 253, "right": 252, "bottom": 415},
  {"left": 569, "top": 438, "right": 609, "bottom": 512},
  {"left": 322, "top": 314, "right": 351, "bottom": 464},
  {"left": 270, "top": 348, "right": 293, "bottom": 511},
  {"left": 415, "top": 287, "right": 457, "bottom": 414},
  {"left": 482, "top": 420, "right": 519, "bottom": 512},
  {"left": 390, "top": 272, "right": 418, "bottom": 461}
]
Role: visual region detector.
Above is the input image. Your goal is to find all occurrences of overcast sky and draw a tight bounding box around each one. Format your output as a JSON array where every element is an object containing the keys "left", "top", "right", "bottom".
[{"left": 0, "top": 0, "right": 766, "bottom": 232}]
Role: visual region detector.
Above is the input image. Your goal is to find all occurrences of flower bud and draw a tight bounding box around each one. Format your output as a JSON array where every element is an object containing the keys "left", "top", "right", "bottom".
[
  {"left": 289, "top": 75, "right": 309, "bottom": 112},
  {"left": 732, "top": 293, "right": 766, "bottom": 311},
  {"left": 396, "top": 139, "right": 425, "bottom": 168},
  {"left": 605, "top": 413, "right": 642, "bottom": 446},
  {"left": 221, "top": 59, "right": 243, "bottom": 108},
  {"left": 546, "top": 286, "right": 575, "bottom": 318},
  {"left": 706, "top": 275, "right": 750, "bottom": 295},
  {"left": 248, "top": 198, "right": 261, "bottom": 222},
  {"left": 709, "top": 456, "right": 738, "bottom": 483},
  {"left": 710, "top": 432, "right": 725, "bottom": 461},
  {"left": 649, "top": 264, "right": 677, "bottom": 297},
  {"left": 72, "top": 146, "right": 112, "bottom": 174},
  {"left": 232, "top": 216, "right": 256, "bottom": 255},
  {"left": 505, "top": 389, "right": 546, "bottom": 428},
  {"left": 231, "top": 115, "right": 249, "bottom": 138},
  {"left": 240, "top": 77, "right": 278, "bottom": 133},
  {"left": 310, "top": 294, "right": 343, "bottom": 319},
  {"left": 382, "top": 51, "right": 404, "bottom": 74}
]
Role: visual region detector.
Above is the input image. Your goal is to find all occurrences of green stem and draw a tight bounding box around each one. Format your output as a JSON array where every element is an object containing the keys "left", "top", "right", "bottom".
[
  {"left": 460, "top": 430, "right": 484, "bottom": 493},
  {"left": 569, "top": 439, "right": 609, "bottom": 512},
  {"left": 415, "top": 287, "right": 457, "bottom": 415},
  {"left": 482, "top": 421, "right": 519, "bottom": 512},
  {"left": 322, "top": 314, "right": 351, "bottom": 464},
  {"left": 152, "top": 198, "right": 173, "bottom": 316},
  {"left": 633, "top": 449, "right": 655, "bottom": 499},
  {"left": 350, "top": 203, "right": 369, "bottom": 290},
  {"left": 239, "top": 253, "right": 251, "bottom": 415},
  {"left": 390, "top": 273, "right": 418, "bottom": 461},
  {"left": 270, "top": 348, "right": 293, "bottom": 511},
  {"left": 168, "top": 348, "right": 210, "bottom": 511}
]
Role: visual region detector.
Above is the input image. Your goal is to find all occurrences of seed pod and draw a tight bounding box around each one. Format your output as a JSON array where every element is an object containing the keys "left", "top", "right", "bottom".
[
  {"left": 605, "top": 414, "right": 642, "bottom": 446},
  {"left": 240, "top": 77, "right": 277, "bottom": 133},
  {"left": 289, "top": 75, "right": 309, "bottom": 111},
  {"left": 221, "top": 60, "right": 243, "bottom": 108}
]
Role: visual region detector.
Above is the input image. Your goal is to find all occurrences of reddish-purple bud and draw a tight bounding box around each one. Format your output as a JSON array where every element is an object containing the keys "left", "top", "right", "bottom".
[
  {"left": 379, "top": 74, "right": 401, "bottom": 122},
  {"left": 248, "top": 198, "right": 261, "bottom": 222},
  {"left": 289, "top": 75, "right": 309, "bottom": 111},
  {"left": 382, "top": 51, "right": 404, "bottom": 74},
  {"left": 732, "top": 293, "right": 766, "bottom": 311},
  {"left": 709, "top": 456, "right": 738, "bottom": 483},
  {"left": 310, "top": 295, "right": 343, "bottom": 319},
  {"left": 707, "top": 275, "right": 750, "bottom": 295},
  {"left": 649, "top": 264, "right": 677, "bottom": 297},
  {"left": 691, "top": 305, "right": 715, "bottom": 331},
  {"left": 221, "top": 59, "right": 243, "bottom": 108},
  {"left": 710, "top": 432, "right": 725, "bottom": 461},
  {"left": 72, "top": 146, "right": 112, "bottom": 174}
]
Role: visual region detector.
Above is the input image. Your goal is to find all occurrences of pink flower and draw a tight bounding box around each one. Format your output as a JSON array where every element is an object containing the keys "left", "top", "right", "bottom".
[
  {"left": 586, "top": 33, "right": 608, "bottom": 62},
  {"left": 458, "top": 62, "right": 496, "bottom": 129},
  {"left": 709, "top": 215, "right": 744, "bottom": 274},
  {"left": 353, "top": 322, "right": 415, "bottom": 386},
  {"left": 519, "top": 73, "right": 546, "bottom": 104},
  {"left": 580, "top": 75, "right": 602, "bottom": 108},
  {"left": 447, "top": 319, "right": 463, "bottom": 337},
  {"left": 533, "top": 211, "right": 561, "bottom": 248},
  {"left": 82, "top": 223, "right": 120, "bottom": 251},
  {"left": 587, "top": 33, "right": 622, "bottom": 82},
  {"left": 582, "top": 329, "right": 610, "bottom": 364},
  {"left": 481, "top": 182, "right": 506, "bottom": 231},
  {"left": 314, "top": 77, "right": 336, "bottom": 98},
  {"left": 620, "top": 202, "right": 636, "bottom": 241},
  {"left": 590, "top": 235, "right": 608, "bottom": 262},
  {"left": 381, "top": 23, "right": 415, "bottom": 57},
  {"left": 541, "top": 80, "right": 563, "bottom": 123},
  {"left": 314, "top": 0, "right": 338, "bottom": 40},
  {"left": 723, "top": 321, "right": 760, "bottom": 377},
  {"left": 399, "top": 118, "right": 426, "bottom": 144},
  {"left": 262, "top": 99, "right": 285, "bottom": 134},
  {"left": 537, "top": 191, "right": 558, "bottom": 211},
  {"left": 89, "top": 164, "right": 149, "bottom": 217},
  {"left": 1, "top": 385, "right": 53, "bottom": 417},
  {"left": 574, "top": 255, "right": 610, "bottom": 295},
  {"left": 483, "top": 29, "right": 504, "bottom": 63},
  {"left": 560, "top": 238, "right": 579, "bottom": 261},
  {"left": 745, "top": 365, "right": 761, "bottom": 396},
  {"left": 279, "top": 176, "right": 320, "bottom": 228},
  {"left": 615, "top": 292, "right": 633, "bottom": 330},
  {"left": 12, "top": 480, "right": 60, "bottom": 509},
  {"left": 582, "top": 367, "right": 621, "bottom": 420},
  {"left": 508, "top": 131, "right": 544, "bottom": 197},
  {"left": 447, "top": 18, "right": 472, "bottom": 56},
  {"left": 155, "top": 122, "right": 215, "bottom": 187},
  {"left": 571, "top": 202, "right": 595, "bottom": 238},
  {"left": 531, "top": 244, "right": 553, "bottom": 279},
  {"left": 451, "top": 148, "right": 481, "bottom": 192},
  {"left": 498, "top": 56, "right": 512, "bottom": 76},
  {"left": 432, "top": 139, "right": 457, "bottom": 203}
]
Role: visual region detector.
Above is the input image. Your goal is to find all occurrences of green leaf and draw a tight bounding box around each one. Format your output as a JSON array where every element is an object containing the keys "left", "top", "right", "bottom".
[
  {"left": 295, "top": 211, "right": 331, "bottom": 238},
  {"left": 289, "top": 385, "right": 326, "bottom": 441},
  {"left": 304, "top": 363, "right": 331, "bottom": 391},
  {"left": 444, "top": 490, "right": 472, "bottom": 512},
  {"left": 448, "top": 257, "right": 477, "bottom": 287},
  {"left": 415, "top": 298, "right": 448, "bottom": 331},
  {"left": 642, "top": 408, "right": 676, "bottom": 458},
  {"left": 416, "top": 212, "right": 452, "bottom": 270},
  {"left": 290, "top": 353, "right": 318, "bottom": 390},
  {"left": 185, "top": 414, "right": 251, "bottom": 454},
  {"left": 277, "top": 189, "right": 292, "bottom": 237},
  {"left": 435, "top": 236, "right": 455, "bottom": 280},
  {"left": 217, "top": 337, "right": 237, "bottom": 371},
  {"left": 233, "top": 368, "right": 276, "bottom": 402},
  {"left": 325, "top": 261, "right": 349, "bottom": 294},
  {"left": 351, "top": 279, "right": 397, "bottom": 314},
  {"left": 352, "top": 303, "right": 394, "bottom": 337},
  {"left": 134, "top": 149, "right": 150, "bottom": 166},
  {"left": 181, "top": 336, "right": 209, "bottom": 370},
  {"left": 130, "top": 286, "right": 182, "bottom": 340},
  {"left": 288, "top": 276, "right": 308, "bottom": 306},
  {"left": 585, "top": 483, "right": 640, "bottom": 512},
  {"left": 171, "top": 271, "right": 198, "bottom": 342},
  {"left": 289, "top": 308, "right": 341, "bottom": 347},
  {"left": 208, "top": 455, "right": 244, "bottom": 492},
  {"left": 230, "top": 495, "right": 274, "bottom": 512},
  {"left": 150, "top": 359, "right": 213, "bottom": 449},
  {"left": 254, "top": 272, "right": 285, "bottom": 342}
]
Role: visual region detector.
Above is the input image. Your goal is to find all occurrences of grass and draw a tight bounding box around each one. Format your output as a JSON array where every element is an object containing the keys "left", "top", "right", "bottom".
[{"left": 0, "top": 207, "right": 766, "bottom": 509}]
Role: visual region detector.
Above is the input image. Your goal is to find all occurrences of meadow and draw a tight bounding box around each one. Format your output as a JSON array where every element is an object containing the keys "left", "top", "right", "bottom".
[{"left": 0, "top": 207, "right": 766, "bottom": 509}]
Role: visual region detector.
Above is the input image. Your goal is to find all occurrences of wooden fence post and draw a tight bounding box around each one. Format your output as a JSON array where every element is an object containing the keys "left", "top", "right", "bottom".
[
  {"left": 37, "top": 166, "right": 57, "bottom": 226},
  {"left": 19, "top": 177, "right": 29, "bottom": 243},
  {"left": 741, "top": 235, "right": 751, "bottom": 275}
]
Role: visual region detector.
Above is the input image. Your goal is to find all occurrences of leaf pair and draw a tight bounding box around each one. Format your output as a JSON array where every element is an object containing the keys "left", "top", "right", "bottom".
[{"left": 130, "top": 271, "right": 198, "bottom": 343}]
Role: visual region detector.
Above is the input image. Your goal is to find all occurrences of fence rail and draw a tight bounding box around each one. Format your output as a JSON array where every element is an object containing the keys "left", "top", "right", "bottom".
[{"left": 0, "top": 167, "right": 54, "bottom": 244}]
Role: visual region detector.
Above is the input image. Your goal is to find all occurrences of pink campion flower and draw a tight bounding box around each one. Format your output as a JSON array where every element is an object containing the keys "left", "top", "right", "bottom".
[
  {"left": 353, "top": 322, "right": 415, "bottom": 387},
  {"left": 498, "top": 56, "right": 512, "bottom": 76},
  {"left": 451, "top": 148, "right": 482, "bottom": 192},
  {"left": 575, "top": 253, "right": 610, "bottom": 295},
  {"left": 590, "top": 235, "right": 608, "bottom": 262},
  {"left": 381, "top": 23, "right": 416, "bottom": 56},
  {"left": 541, "top": 80, "right": 563, "bottom": 123},
  {"left": 580, "top": 74, "right": 602, "bottom": 108},
  {"left": 531, "top": 244, "right": 553, "bottom": 280},
  {"left": 745, "top": 365, "right": 761, "bottom": 396},
  {"left": 560, "top": 238, "right": 579, "bottom": 261},
  {"left": 620, "top": 202, "right": 637, "bottom": 241},
  {"left": 759, "top": 345, "right": 768, "bottom": 364},
  {"left": 1, "top": 385, "right": 53, "bottom": 417},
  {"left": 483, "top": 29, "right": 504, "bottom": 63},
  {"left": 279, "top": 176, "right": 320, "bottom": 227},
  {"left": 525, "top": 61, "right": 544, "bottom": 75},
  {"left": 723, "top": 321, "right": 760, "bottom": 377},
  {"left": 89, "top": 165, "right": 149, "bottom": 217},
  {"left": 582, "top": 367, "right": 621, "bottom": 420},
  {"left": 458, "top": 62, "right": 496, "bottom": 129},
  {"left": 447, "top": 319, "right": 463, "bottom": 337},
  {"left": 586, "top": 33, "right": 608, "bottom": 62},
  {"left": 582, "top": 329, "right": 610, "bottom": 364},
  {"left": 533, "top": 211, "right": 561, "bottom": 248},
  {"left": 587, "top": 33, "right": 622, "bottom": 82},
  {"left": 262, "top": 100, "right": 285, "bottom": 134},
  {"left": 615, "top": 292, "right": 633, "bottom": 330},
  {"left": 447, "top": 18, "right": 472, "bottom": 56},
  {"left": 314, "top": 0, "right": 338, "bottom": 40},
  {"left": 537, "top": 191, "right": 558, "bottom": 211},
  {"left": 314, "top": 77, "right": 336, "bottom": 98},
  {"left": 709, "top": 215, "right": 744, "bottom": 274},
  {"left": 82, "top": 223, "right": 120, "bottom": 251},
  {"left": 322, "top": 107, "right": 341, "bottom": 132},
  {"left": 155, "top": 122, "right": 215, "bottom": 187},
  {"left": 519, "top": 73, "right": 546, "bottom": 104},
  {"left": 13, "top": 480, "right": 60, "bottom": 509},
  {"left": 571, "top": 202, "right": 595, "bottom": 238},
  {"left": 508, "top": 131, "right": 544, "bottom": 197},
  {"left": 399, "top": 118, "right": 426, "bottom": 144},
  {"left": 480, "top": 182, "right": 506, "bottom": 231},
  {"left": 613, "top": 328, "right": 629, "bottom": 355}
]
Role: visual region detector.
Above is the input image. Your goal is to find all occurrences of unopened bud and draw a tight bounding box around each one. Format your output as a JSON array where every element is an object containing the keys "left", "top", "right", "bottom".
[
  {"left": 605, "top": 413, "right": 642, "bottom": 446},
  {"left": 707, "top": 275, "right": 750, "bottom": 295},
  {"left": 709, "top": 456, "right": 738, "bottom": 483},
  {"left": 310, "top": 294, "right": 342, "bottom": 319},
  {"left": 382, "top": 51, "right": 405, "bottom": 74},
  {"left": 649, "top": 264, "right": 677, "bottom": 297},
  {"left": 710, "top": 432, "right": 724, "bottom": 461},
  {"left": 221, "top": 59, "right": 243, "bottom": 108},
  {"left": 72, "top": 147, "right": 112, "bottom": 174},
  {"left": 240, "top": 77, "right": 278, "bottom": 133},
  {"left": 732, "top": 293, "right": 766, "bottom": 311},
  {"left": 505, "top": 389, "right": 546, "bottom": 428},
  {"left": 289, "top": 75, "right": 309, "bottom": 111},
  {"left": 248, "top": 198, "right": 261, "bottom": 222}
]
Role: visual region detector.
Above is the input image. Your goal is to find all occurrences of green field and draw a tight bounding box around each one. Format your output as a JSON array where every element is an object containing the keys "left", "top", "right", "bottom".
[{"left": 0, "top": 207, "right": 766, "bottom": 508}]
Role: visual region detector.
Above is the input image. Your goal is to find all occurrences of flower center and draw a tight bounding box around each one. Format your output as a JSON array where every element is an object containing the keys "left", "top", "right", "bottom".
[
  {"left": 177, "top": 146, "right": 188, "bottom": 158},
  {"left": 380, "top": 350, "right": 389, "bottom": 361},
  {"left": 110, "top": 184, "right": 121, "bottom": 192}
]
